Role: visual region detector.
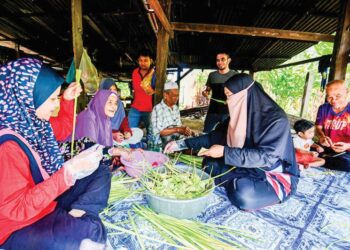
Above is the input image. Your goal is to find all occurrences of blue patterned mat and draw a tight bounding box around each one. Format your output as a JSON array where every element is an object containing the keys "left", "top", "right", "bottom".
[{"left": 102, "top": 167, "right": 350, "bottom": 249}]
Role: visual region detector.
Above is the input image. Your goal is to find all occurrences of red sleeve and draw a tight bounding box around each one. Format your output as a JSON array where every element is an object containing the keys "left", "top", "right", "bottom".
[
  {"left": 119, "top": 117, "right": 132, "bottom": 134},
  {"left": 50, "top": 96, "right": 74, "bottom": 141},
  {"left": 0, "top": 141, "right": 71, "bottom": 223}
]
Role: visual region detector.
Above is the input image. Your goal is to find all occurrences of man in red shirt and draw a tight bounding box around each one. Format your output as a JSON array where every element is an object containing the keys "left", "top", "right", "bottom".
[
  {"left": 316, "top": 80, "right": 350, "bottom": 171},
  {"left": 128, "top": 50, "right": 155, "bottom": 133}
]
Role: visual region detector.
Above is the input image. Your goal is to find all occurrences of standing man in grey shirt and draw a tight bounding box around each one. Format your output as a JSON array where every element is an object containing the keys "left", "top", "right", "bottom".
[{"left": 202, "top": 52, "right": 237, "bottom": 132}]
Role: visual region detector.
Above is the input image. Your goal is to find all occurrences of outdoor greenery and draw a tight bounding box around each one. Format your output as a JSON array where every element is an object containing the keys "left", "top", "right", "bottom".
[
  {"left": 255, "top": 42, "right": 337, "bottom": 121},
  {"left": 187, "top": 42, "right": 350, "bottom": 121}
]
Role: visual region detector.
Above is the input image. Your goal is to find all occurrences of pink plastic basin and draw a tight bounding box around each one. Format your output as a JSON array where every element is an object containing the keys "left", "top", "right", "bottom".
[{"left": 120, "top": 150, "right": 169, "bottom": 178}]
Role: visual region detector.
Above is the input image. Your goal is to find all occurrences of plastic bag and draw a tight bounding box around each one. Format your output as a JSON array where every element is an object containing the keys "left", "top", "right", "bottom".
[{"left": 79, "top": 49, "right": 100, "bottom": 94}]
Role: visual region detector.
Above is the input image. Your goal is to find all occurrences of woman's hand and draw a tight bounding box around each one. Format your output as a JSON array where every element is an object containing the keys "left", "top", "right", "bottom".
[
  {"left": 164, "top": 141, "right": 179, "bottom": 153},
  {"left": 198, "top": 144, "right": 224, "bottom": 158},
  {"left": 63, "top": 82, "right": 82, "bottom": 101},
  {"left": 112, "top": 147, "right": 132, "bottom": 161}
]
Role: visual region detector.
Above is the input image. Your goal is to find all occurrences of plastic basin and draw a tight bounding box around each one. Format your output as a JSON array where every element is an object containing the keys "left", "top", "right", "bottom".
[
  {"left": 120, "top": 150, "right": 169, "bottom": 178},
  {"left": 144, "top": 164, "right": 214, "bottom": 219}
]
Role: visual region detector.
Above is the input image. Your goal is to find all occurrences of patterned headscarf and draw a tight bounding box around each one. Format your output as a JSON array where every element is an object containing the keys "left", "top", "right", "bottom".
[{"left": 0, "top": 58, "right": 64, "bottom": 175}]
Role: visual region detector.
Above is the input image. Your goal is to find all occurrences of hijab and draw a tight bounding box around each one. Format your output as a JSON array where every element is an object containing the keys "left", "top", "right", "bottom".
[
  {"left": 226, "top": 81, "right": 254, "bottom": 148},
  {"left": 73, "top": 89, "right": 117, "bottom": 146},
  {"left": 224, "top": 73, "right": 298, "bottom": 176},
  {"left": 0, "top": 58, "right": 65, "bottom": 175},
  {"left": 99, "top": 78, "right": 126, "bottom": 130}
]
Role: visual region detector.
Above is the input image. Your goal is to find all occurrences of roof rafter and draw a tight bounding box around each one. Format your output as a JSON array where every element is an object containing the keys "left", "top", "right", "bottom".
[
  {"left": 172, "top": 22, "right": 334, "bottom": 43},
  {"left": 148, "top": 0, "right": 174, "bottom": 37}
]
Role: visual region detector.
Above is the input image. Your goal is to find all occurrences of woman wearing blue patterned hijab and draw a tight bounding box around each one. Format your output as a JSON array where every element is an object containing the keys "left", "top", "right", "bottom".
[
  {"left": 0, "top": 58, "right": 109, "bottom": 249},
  {"left": 0, "top": 57, "right": 64, "bottom": 175}
]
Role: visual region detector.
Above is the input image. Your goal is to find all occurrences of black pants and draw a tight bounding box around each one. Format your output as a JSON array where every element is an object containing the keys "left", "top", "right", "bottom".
[
  {"left": 322, "top": 150, "right": 350, "bottom": 172},
  {"left": 203, "top": 158, "right": 281, "bottom": 211}
]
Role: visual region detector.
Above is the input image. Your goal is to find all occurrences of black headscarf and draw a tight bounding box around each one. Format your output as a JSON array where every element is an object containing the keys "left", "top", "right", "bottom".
[{"left": 224, "top": 73, "right": 298, "bottom": 176}]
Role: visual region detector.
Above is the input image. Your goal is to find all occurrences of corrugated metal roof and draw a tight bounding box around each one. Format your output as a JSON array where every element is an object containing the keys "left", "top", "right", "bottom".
[{"left": 0, "top": 0, "right": 343, "bottom": 74}]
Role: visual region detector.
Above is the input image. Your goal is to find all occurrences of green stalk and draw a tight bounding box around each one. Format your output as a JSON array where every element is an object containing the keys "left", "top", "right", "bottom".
[
  {"left": 128, "top": 211, "right": 145, "bottom": 250},
  {"left": 133, "top": 205, "right": 254, "bottom": 249},
  {"left": 210, "top": 97, "right": 226, "bottom": 104},
  {"left": 102, "top": 220, "right": 191, "bottom": 249}
]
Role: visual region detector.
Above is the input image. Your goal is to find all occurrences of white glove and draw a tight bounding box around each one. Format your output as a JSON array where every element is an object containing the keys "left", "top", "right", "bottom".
[
  {"left": 164, "top": 139, "right": 188, "bottom": 154},
  {"left": 64, "top": 144, "right": 104, "bottom": 180},
  {"left": 164, "top": 141, "right": 180, "bottom": 153}
]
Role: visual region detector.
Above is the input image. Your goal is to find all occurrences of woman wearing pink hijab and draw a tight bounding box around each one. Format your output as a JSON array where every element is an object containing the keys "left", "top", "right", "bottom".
[{"left": 165, "top": 74, "right": 299, "bottom": 210}]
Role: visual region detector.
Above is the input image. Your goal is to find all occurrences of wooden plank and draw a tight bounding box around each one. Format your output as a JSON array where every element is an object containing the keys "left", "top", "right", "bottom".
[
  {"left": 172, "top": 22, "right": 334, "bottom": 42},
  {"left": 300, "top": 72, "right": 314, "bottom": 118},
  {"left": 154, "top": 0, "right": 171, "bottom": 104},
  {"left": 148, "top": 0, "right": 174, "bottom": 38},
  {"left": 155, "top": 27, "right": 170, "bottom": 104},
  {"left": 329, "top": 0, "right": 350, "bottom": 80},
  {"left": 72, "top": 0, "right": 83, "bottom": 67}
]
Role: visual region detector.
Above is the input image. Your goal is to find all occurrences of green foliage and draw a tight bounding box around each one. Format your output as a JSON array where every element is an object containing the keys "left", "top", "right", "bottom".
[{"left": 255, "top": 41, "right": 350, "bottom": 121}]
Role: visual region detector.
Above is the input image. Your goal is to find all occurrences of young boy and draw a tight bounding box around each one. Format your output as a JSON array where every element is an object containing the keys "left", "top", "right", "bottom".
[{"left": 293, "top": 119, "right": 325, "bottom": 169}]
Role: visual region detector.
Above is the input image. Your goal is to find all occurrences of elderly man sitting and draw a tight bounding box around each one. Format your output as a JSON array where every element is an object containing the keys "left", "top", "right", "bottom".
[
  {"left": 150, "top": 81, "right": 194, "bottom": 146},
  {"left": 316, "top": 80, "right": 350, "bottom": 171}
]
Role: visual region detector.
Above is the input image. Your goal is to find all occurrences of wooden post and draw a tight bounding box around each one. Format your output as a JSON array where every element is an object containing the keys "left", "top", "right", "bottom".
[
  {"left": 329, "top": 0, "right": 350, "bottom": 81},
  {"left": 15, "top": 43, "right": 20, "bottom": 58},
  {"left": 154, "top": 0, "right": 171, "bottom": 104},
  {"left": 72, "top": 0, "right": 83, "bottom": 67},
  {"left": 72, "top": 0, "right": 86, "bottom": 113},
  {"left": 300, "top": 72, "right": 314, "bottom": 118},
  {"left": 155, "top": 28, "right": 170, "bottom": 104},
  {"left": 249, "top": 70, "right": 255, "bottom": 78}
]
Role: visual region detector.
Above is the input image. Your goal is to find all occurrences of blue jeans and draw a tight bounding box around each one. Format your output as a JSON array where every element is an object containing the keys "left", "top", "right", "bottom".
[{"left": 128, "top": 107, "right": 151, "bottom": 132}]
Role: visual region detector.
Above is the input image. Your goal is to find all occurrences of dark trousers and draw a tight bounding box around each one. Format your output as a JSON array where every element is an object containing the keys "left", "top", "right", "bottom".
[
  {"left": 203, "top": 158, "right": 280, "bottom": 210},
  {"left": 1, "top": 165, "right": 111, "bottom": 250},
  {"left": 203, "top": 113, "right": 228, "bottom": 133},
  {"left": 323, "top": 150, "right": 350, "bottom": 172}
]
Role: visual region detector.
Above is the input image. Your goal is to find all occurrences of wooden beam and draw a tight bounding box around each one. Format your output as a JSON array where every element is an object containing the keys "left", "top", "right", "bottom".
[
  {"left": 155, "top": 26, "right": 170, "bottom": 104},
  {"left": 172, "top": 22, "right": 334, "bottom": 43},
  {"left": 154, "top": 0, "right": 171, "bottom": 104},
  {"left": 72, "top": 0, "right": 83, "bottom": 67},
  {"left": 329, "top": 0, "right": 350, "bottom": 81},
  {"left": 300, "top": 72, "right": 314, "bottom": 118},
  {"left": 148, "top": 0, "right": 174, "bottom": 38}
]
